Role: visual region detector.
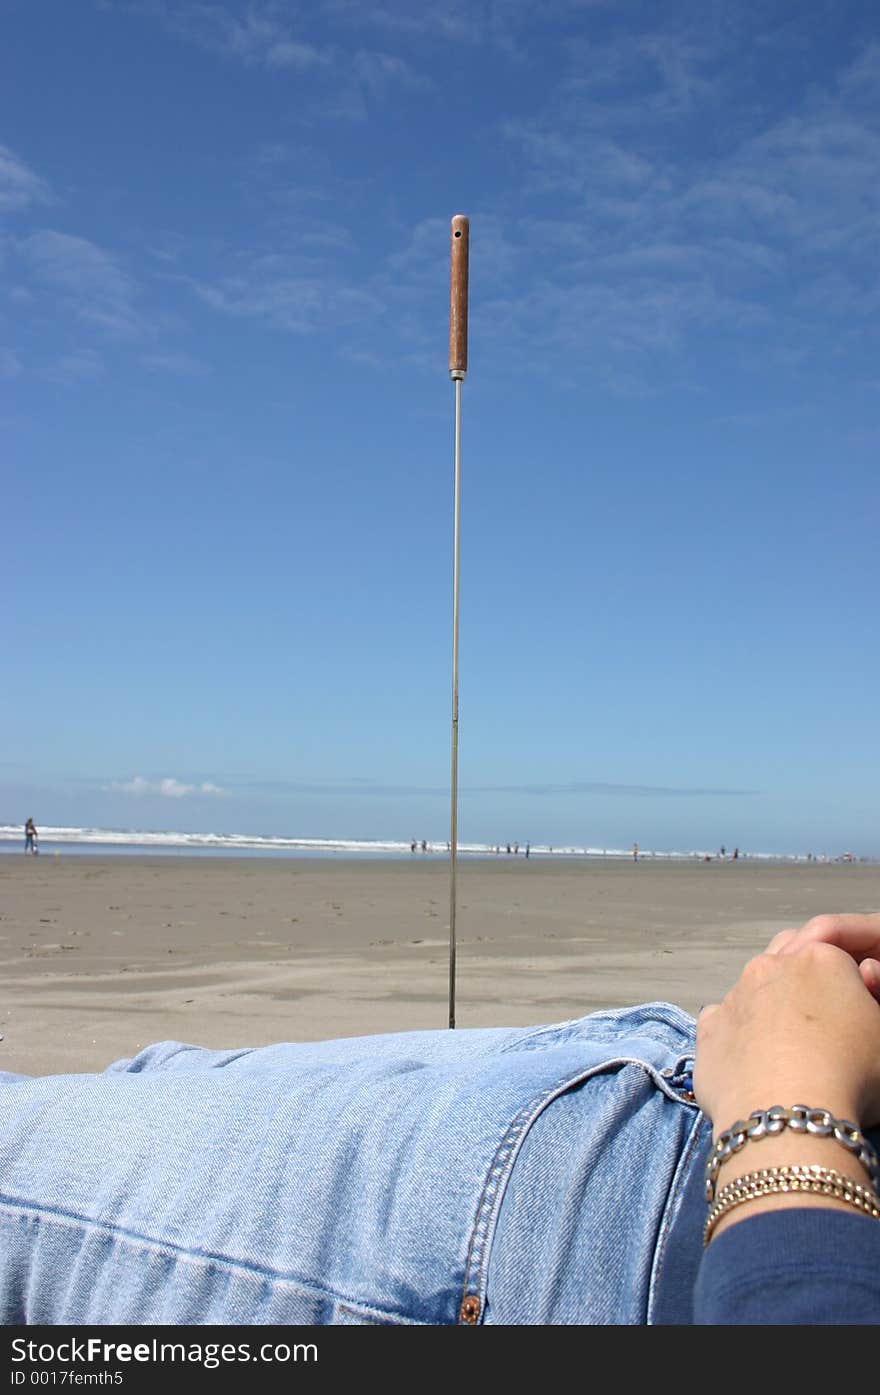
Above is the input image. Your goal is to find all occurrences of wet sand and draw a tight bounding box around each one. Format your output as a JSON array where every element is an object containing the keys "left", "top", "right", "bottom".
[{"left": 2, "top": 854, "right": 877, "bottom": 1075}]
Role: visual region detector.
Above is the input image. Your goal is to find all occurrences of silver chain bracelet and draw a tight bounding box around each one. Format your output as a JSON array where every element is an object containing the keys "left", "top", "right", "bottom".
[{"left": 705, "top": 1106, "right": 880, "bottom": 1202}]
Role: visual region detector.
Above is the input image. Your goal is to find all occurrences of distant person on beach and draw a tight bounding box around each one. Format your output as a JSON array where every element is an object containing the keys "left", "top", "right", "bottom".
[
  {"left": 525, "top": 842, "right": 530, "bottom": 859},
  {"left": 632, "top": 842, "right": 639, "bottom": 862},
  {"left": 1, "top": 912, "right": 878, "bottom": 1325},
  {"left": 23, "top": 819, "right": 37, "bottom": 855}
]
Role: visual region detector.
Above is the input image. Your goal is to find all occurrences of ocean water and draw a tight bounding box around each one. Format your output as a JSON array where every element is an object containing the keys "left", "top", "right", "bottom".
[{"left": 0, "top": 824, "right": 824, "bottom": 862}]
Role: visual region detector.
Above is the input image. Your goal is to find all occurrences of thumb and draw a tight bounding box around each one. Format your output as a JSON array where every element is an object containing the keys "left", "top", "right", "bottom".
[{"left": 860, "top": 958, "right": 880, "bottom": 1000}]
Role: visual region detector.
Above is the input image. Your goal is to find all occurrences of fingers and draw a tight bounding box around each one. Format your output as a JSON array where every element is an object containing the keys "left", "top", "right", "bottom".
[
  {"left": 860, "top": 957, "right": 880, "bottom": 1000},
  {"left": 777, "top": 913, "right": 880, "bottom": 963},
  {"left": 693, "top": 943, "right": 880, "bottom": 1131}
]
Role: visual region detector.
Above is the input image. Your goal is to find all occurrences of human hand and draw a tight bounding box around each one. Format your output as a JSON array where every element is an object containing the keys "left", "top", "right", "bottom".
[
  {"left": 694, "top": 939, "right": 880, "bottom": 1134},
  {"left": 763, "top": 912, "right": 880, "bottom": 998}
]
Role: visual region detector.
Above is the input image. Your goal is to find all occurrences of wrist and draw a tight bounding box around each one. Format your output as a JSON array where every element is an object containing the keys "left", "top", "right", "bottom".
[
  {"left": 706, "top": 1164, "right": 880, "bottom": 1244},
  {"left": 709, "top": 1089, "right": 862, "bottom": 1140},
  {"left": 706, "top": 1104, "right": 879, "bottom": 1194},
  {"left": 703, "top": 1103, "right": 880, "bottom": 1244}
]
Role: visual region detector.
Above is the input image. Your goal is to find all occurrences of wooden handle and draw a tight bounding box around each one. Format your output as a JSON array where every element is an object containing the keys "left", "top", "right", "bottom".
[{"left": 449, "top": 215, "right": 469, "bottom": 376}]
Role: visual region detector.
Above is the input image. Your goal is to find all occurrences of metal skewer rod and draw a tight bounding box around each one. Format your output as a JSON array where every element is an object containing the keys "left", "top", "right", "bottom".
[{"left": 448, "top": 214, "right": 469, "bottom": 1029}]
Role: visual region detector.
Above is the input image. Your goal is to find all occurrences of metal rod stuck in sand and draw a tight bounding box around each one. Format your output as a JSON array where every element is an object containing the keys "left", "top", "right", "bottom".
[{"left": 448, "top": 213, "right": 469, "bottom": 1029}]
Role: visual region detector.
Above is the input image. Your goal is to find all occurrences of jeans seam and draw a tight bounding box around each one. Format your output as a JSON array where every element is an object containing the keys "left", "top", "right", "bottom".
[
  {"left": 459, "top": 1055, "right": 691, "bottom": 1323},
  {"left": 500, "top": 1004, "right": 697, "bottom": 1055},
  {"left": 644, "top": 1106, "right": 707, "bottom": 1323},
  {"left": 333, "top": 1302, "right": 427, "bottom": 1326},
  {"left": 0, "top": 1198, "right": 415, "bottom": 1317}
]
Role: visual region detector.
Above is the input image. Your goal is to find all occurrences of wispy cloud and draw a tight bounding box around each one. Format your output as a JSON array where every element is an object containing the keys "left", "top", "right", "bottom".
[
  {"left": 104, "top": 0, "right": 328, "bottom": 67},
  {"left": 186, "top": 250, "right": 381, "bottom": 335},
  {"left": 44, "top": 349, "right": 104, "bottom": 383},
  {"left": 105, "top": 1, "right": 315, "bottom": 68},
  {"left": 323, "top": 0, "right": 613, "bottom": 50},
  {"left": 18, "top": 230, "right": 143, "bottom": 339},
  {"left": 352, "top": 49, "right": 430, "bottom": 97},
  {"left": 0, "top": 145, "right": 50, "bottom": 213},
  {"left": 503, "top": 119, "right": 656, "bottom": 196},
  {"left": 104, "top": 1, "right": 429, "bottom": 103},
  {"left": 234, "top": 775, "right": 753, "bottom": 799},
  {"left": 140, "top": 350, "right": 210, "bottom": 376},
  {"left": 266, "top": 39, "right": 330, "bottom": 70},
  {"left": 559, "top": 26, "right": 721, "bottom": 125},
  {"left": 104, "top": 776, "right": 227, "bottom": 797},
  {"left": 2, "top": 153, "right": 206, "bottom": 378},
  {"left": 321, "top": 0, "right": 483, "bottom": 44},
  {"left": 89, "top": 7, "right": 880, "bottom": 393},
  {"left": 483, "top": 32, "right": 880, "bottom": 386}
]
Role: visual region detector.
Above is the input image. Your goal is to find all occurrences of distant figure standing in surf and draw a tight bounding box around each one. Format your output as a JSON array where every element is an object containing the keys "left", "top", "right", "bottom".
[{"left": 24, "top": 818, "right": 37, "bottom": 855}]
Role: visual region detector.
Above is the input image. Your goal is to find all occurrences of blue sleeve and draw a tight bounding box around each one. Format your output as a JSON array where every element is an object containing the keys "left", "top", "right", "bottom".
[{"left": 694, "top": 1209, "right": 880, "bottom": 1324}]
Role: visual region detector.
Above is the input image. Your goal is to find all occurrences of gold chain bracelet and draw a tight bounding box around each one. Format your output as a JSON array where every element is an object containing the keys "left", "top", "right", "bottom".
[
  {"left": 705, "top": 1105, "right": 880, "bottom": 1203},
  {"left": 703, "top": 1163, "right": 880, "bottom": 1246}
]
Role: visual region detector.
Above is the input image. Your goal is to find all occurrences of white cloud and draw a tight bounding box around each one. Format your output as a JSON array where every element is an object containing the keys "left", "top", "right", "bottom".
[
  {"left": 119, "top": 1, "right": 332, "bottom": 69},
  {"left": 485, "top": 31, "right": 880, "bottom": 388},
  {"left": 840, "top": 42, "right": 880, "bottom": 100},
  {"left": 266, "top": 40, "right": 328, "bottom": 69},
  {"left": 18, "top": 230, "right": 143, "bottom": 339},
  {"left": 45, "top": 349, "right": 104, "bottom": 383},
  {"left": 321, "top": 0, "right": 482, "bottom": 44},
  {"left": 187, "top": 250, "right": 381, "bottom": 335},
  {"left": 104, "top": 776, "right": 227, "bottom": 797},
  {"left": 160, "top": 778, "right": 194, "bottom": 798},
  {"left": 107, "top": 2, "right": 429, "bottom": 102},
  {"left": 0, "top": 145, "right": 49, "bottom": 213},
  {"left": 352, "top": 49, "right": 431, "bottom": 96},
  {"left": 323, "top": 0, "right": 612, "bottom": 49}
]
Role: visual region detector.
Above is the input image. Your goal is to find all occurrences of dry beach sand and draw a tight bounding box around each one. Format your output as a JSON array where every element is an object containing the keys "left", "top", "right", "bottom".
[{"left": 2, "top": 854, "right": 878, "bottom": 1076}]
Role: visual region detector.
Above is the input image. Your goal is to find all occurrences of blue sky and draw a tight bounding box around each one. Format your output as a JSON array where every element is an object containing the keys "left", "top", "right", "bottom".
[{"left": 2, "top": 0, "right": 878, "bottom": 855}]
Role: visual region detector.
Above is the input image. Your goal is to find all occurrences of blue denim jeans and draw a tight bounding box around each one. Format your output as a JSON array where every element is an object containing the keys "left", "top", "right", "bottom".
[{"left": 0, "top": 1002, "right": 705, "bottom": 1324}]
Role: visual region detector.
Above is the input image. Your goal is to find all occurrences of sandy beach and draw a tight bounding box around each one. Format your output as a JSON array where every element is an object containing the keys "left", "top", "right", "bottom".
[{"left": 2, "top": 854, "right": 878, "bottom": 1076}]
